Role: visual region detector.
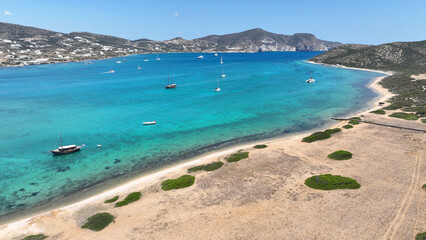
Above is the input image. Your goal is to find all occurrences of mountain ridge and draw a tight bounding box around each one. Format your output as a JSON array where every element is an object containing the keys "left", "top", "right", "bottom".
[{"left": 0, "top": 22, "right": 341, "bottom": 67}]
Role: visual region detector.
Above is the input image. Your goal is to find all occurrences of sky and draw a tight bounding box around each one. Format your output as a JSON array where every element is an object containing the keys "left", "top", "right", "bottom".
[{"left": 1, "top": 0, "right": 425, "bottom": 45}]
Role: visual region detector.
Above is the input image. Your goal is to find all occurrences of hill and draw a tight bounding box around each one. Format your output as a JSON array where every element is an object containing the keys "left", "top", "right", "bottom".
[{"left": 0, "top": 22, "right": 341, "bottom": 67}]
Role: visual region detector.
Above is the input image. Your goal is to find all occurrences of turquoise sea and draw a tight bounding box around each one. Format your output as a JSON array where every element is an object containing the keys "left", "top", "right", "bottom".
[{"left": 0, "top": 52, "right": 384, "bottom": 220}]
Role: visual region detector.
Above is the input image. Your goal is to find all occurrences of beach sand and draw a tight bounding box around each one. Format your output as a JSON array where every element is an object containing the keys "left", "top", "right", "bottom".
[{"left": 1, "top": 74, "right": 425, "bottom": 240}]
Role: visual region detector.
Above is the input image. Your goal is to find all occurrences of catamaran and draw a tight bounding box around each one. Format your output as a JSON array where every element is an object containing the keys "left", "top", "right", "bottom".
[
  {"left": 306, "top": 70, "right": 315, "bottom": 83},
  {"left": 51, "top": 133, "right": 84, "bottom": 156},
  {"left": 165, "top": 75, "right": 177, "bottom": 89},
  {"left": 220, "top": 56, "right": 223, "bottom": 64}
]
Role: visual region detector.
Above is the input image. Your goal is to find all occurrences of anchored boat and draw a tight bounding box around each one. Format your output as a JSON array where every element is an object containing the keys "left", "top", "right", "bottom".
[{"left": 51, "top": 133, "right": 83, "bottom": 155}]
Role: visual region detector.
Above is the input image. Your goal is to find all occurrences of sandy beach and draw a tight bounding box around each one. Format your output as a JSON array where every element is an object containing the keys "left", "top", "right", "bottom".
[{"left": 1, "top": 70, "right": 425, "bottom": 239}]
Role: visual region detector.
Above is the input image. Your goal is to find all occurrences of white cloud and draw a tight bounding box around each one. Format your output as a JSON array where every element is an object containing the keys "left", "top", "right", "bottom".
[
  {"left": 4, "top": 10, "right": 12, "bottom": 16},
  {"left": 174, "top": 12, "right": 179, "bottom": 17}
]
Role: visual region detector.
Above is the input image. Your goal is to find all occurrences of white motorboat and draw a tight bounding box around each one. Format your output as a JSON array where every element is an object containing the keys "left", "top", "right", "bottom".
[
  {"left": 197, "top": 55, "right": 204, "bottom": 59},
  {"left": 143, "top": 121, "right": 157, "bottom": 125},
  {"left": 116, "top": 61, "right": 121, "bottom": 64},
  {"left": 214, "top": 53, "right": 218, "bottom": 57}
]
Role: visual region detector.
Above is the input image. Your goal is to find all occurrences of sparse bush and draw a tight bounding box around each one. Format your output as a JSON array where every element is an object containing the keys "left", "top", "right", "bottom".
[
  {"left": 115, "top": 192, "right": 141, "bottom": 207},
  {"left": 81, "top": 212, "right": 114, "bottom": 231},
  {"left": 161, "top": 175, "right": 195, "bottom": 191},
  {"left": 328, "top": 150, "right": 353, "bottom": 160},
  {"left": 226, "top": 151, "right": 249, "bottom": 162},
  {"left": 342, "top": 125, "right": 354, "bottom": 129},
  {"left": 389, "top": 112, "right": 419, "bottom": 120},
  {"left": 253, "top": 144, "right": 268, "bottom": 149},
  {"left": 305, "top": 174, "right": 361, "bottom": 190},
  {"left": 370, "top": 109, "right": 386, "bottom": 115},
  {"left": 21, "top": 235, "right": 48, "bottom": 240},
  {"left": 188, "top": 161, "right": 224, "bottom": 173},
  {"left": 104, "top": 196, "right": 119, "bottom": 204},
  {"left": 302, "top": 132, "right": 331, "bottom": 143},
  {"left": 324, "top": 128, "right": 341, "bottom": 134}
]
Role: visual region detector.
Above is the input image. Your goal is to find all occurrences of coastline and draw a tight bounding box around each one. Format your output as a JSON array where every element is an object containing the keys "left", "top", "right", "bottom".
[{"left": 0, "top": 63, "right": 394, "bottom": 231}]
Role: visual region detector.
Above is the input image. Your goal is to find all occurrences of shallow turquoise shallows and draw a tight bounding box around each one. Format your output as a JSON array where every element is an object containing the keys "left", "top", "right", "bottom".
[{"left": 0, "top": 52, "right": 383, "bottom": 218}]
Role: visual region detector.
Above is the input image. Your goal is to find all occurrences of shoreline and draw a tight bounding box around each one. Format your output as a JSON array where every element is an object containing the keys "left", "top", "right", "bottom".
[{"left": 0, "top": 63, "right": 393, "bottom": 229}]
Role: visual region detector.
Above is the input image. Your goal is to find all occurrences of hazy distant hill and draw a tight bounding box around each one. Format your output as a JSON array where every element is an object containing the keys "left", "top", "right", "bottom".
[{"left": 310, "top": 41, "right": 426, "bottom": 72}]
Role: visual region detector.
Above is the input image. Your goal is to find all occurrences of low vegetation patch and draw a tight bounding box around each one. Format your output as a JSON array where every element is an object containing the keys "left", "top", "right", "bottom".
[
  {"left": 21, "top": 234, "right": 48, "bottom": 240},
  {"left": 81, "top": 212, "right": 114, "bottom": 231},
  {"left": 389, "top": 112, "right": 419, "bottom": 120},
  {"left": 302, "top": 131, "right": 331, "bottom": 143},
  {"left": 370, "top": 109, "right": 386, "bottom": 115},
  {"left": 115, "top": 192, "right": 141, "bottom": 207},
  {"left": 342, "top": 124, "right": 353, "bottom": 129},
  {"left": 416, "top": 232, "right": 426, "bottom": 240},
  {"left": 348, "top": 120, "right": 360, "bottom": 125},
  {"left": 422, "top": 183, "right": 426, "bottom": 190},
  {"left": 226, "top": 151, "right": 249, "bottom": 162},
  {"left": 350, "top": 117, "right": 361, "bottom": 120},
  {"left": 305, "top": 174, "right": 361, "bottom": 190},
  {"left": 421, "top": 119, "right": 426, "bottom": 123},
  {"left": 187, "top": 161, "right": 224, "bottom": 173},
  {"left": 161, "top": 175, "right": 195, "bottom": 191},
  {"left": 104, "top": 196, "right": 119, "bottom": 204},
  {"left": 253, "top": 144, "right": 268, "bottom": 149},
  {"left": 324, "top": 128, "right": 341, "bottom": 134},
  {"left": 328, "top": 150, "right": 353, "bottom": 160}
]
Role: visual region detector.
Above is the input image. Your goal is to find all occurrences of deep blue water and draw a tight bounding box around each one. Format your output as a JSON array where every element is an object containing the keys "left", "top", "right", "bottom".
[{"left": 0, "top": 52, "right": 383, "bottom": 218}]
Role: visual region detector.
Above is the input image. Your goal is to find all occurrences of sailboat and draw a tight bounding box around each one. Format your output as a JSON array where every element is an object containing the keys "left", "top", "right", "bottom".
[
  {"left": 137, "top": 64, "right": 142, "bottom": 70},
  {"left": 306, "top": 70, "right": 315, "bottom": 83},
  {"left": 156, "top": 54, "right": 161, "bottom": 60},
  {"left": 221, "top": 67, "right": 226, "bottom": 78},
  {"left": 144, "top": 54, "right": 149, "bottom": 62},
  {"left": 51, "top": 132, "right": 84, "bottom": 156},
  {"left": 165, "top": 75, "right": 177, "bottom": 89},
  {"left": 214, "top": 53, "right": 218, "bottom": 57},
  {"left": 214, "top": 77, "right": 221, "bottom": 92},
  {"left": 220, "top": 56, "right": 223, "bottom": 64}
]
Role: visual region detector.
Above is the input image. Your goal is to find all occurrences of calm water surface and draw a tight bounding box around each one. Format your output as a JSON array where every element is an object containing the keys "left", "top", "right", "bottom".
[{"left": 0, "top": 52, "right": 384, "bottom": 218}]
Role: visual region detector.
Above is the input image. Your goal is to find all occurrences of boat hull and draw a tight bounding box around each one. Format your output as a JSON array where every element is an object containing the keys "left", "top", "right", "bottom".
[{"left": 51, "top": 147, "right": 81, "bottom": 156}]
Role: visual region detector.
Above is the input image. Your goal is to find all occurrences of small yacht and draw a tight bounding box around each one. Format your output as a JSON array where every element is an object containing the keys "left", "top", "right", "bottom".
[
  {"left": 51, "top": 133, "right": 84, "bottom": 156},
  {"left": 214, "top": 53, "right": 218, "bottom": 57},
  {"left": 165, "top": 75, "right": 177, "bottom": 89},
  {"left": 106, "top": 70, "right": 115, "bottom": 73},
  {"left": 220, "top": 56, "right": 223, "bottom": 64},
  {"left": 116, "top": 61, "right": 122, "bottom": 64},
  {"left": 137, "top": 64, "right": 142, "bottom": 70},
  {"left": 197, "top": 55, "right": 204, "bottom": 59},
  {"left": 156, "top": 54, "right": 161, "bottom": 60},
  {"left": 143, "top": 121, "right": 157, "bottom": 125},
  {"left": 123, "top": 59, "right": 127, "bottom": 62}
]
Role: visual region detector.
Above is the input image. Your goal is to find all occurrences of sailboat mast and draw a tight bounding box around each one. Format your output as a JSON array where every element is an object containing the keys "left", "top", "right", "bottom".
[
  {"left": 60, "top": 132, "right": 62, "bottom": 147},
  {"left": 168, "top": 75, "right": 170, "bottom": 85}
]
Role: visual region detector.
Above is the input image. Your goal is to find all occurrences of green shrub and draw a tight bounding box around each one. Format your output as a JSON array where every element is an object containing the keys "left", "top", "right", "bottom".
[
  {"left": 327, "top": 150, "right": 353, "bottom": 160},
  {"left": 253, "top": 144, "right": 268, "bottom": 149},
  {"left": 305, "top": 174, "right": 361, "bottom": 190},
  {"left": 115, "top": 192, "right": 141, "bottom": 207},
  {"left": 302, "top": 131, "right": 331, "bottom": 143},
  {"left": 416, "top": 232, "right": 426, "bottom": 240},
  {"left": 342, "top": 125, "right": 354, "bottom": 129},
  {"left": 81, "top": 212, "right": 114, "bottom": 231},
  {"left": 370, "top": 109, "right": 386, "bottom": 115},
  {"left": 21, "top": 235, "right": 48, "bottom": 240},
  {"left": 324, "top": 128, "right": 341, "bottom": 134},
  {"left": 389, "top": 112, "right": 419, "bottom": 120},
  {"left": 422, "top": 183, "right": 426, "bottom": 189},
  {"left": 350, "top": 117, "right": 361, "bottom": 120},
  {"left": 226, "top": 151, "right": 249, "bottom": 162},
  {"left": 188, "top": 161, "right": 224, "bottom": 173},
  {"left": 104, "top": 196, "right": 119, "bottom": 204},
  {"left": 348, "top": 120, "right": 360, "bottom": 125},
  {"left": 421, "top": 119, "right": 426, "bottom": 123},
  {"left": 161, "top": 175, "right": 195, "bottom": 191}
]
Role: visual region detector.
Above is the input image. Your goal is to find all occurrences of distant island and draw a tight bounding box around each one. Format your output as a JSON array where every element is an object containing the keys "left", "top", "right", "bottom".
[{"left": 0, "top": 22, "right": 341, "bottom": 67}]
